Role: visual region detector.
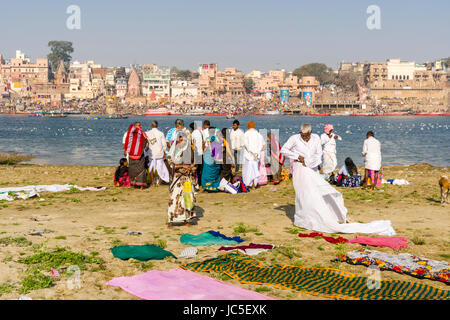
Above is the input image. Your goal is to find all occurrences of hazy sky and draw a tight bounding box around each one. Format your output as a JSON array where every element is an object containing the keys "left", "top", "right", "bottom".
[{"left": 1, "top": 0, "right": 448, "bottom": 72}]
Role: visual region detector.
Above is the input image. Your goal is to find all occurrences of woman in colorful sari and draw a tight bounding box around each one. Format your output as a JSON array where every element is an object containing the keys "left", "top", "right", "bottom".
[
  {"left": 267, "top": 132, "right": 285, "bottom": 185},
  {"left": 201, "top": 128, "right": 223, "bottom": 192},
  {"left": 167, "top": 130, "right": 197, "bottom": 227},
  {"left": 123, "top": 122, "right": 148, "bottom": 189},
  {"left": 336, "top": 157, "right": 361, "bottom": 187}
]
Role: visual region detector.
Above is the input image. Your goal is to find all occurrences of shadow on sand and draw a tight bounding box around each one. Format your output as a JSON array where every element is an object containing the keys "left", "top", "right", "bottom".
[{"left": 274, "top": 204, "right": 295, "bottom": 223}]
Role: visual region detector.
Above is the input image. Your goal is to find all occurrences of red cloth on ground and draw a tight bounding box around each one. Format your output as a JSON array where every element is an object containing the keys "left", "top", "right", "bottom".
[
  {"left": 348, "top": 236, "right": 407, "bottom": 250},
  {"left": 298, "top": 232, "right": 349, "bottom": 244},
  {"left": 298, "top": 232, "right": 408, "bottom": 251},
  {"left": 218, "top": 243, "right": 275, "bottom": 251},
  {"left": 124, "top": 125, "right": 148, "bottom": 160}
]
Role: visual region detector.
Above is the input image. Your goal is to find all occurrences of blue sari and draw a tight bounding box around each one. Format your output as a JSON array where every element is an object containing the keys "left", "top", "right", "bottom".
[{"left": 201, "top": 136, "right": 222, "bottom": 192}]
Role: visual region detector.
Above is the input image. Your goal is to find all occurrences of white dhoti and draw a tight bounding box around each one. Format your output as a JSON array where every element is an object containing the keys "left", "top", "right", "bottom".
[
  {"left": 242, "top": 158, "right": 261, "bottom": 187},
  {"left": 292, "top": 162, "right": 395, "bottom": 235},
  {"left": 322, "top": 151, "right": 337, "bottom": 175},
  {"left": 149, "top": 158, "right": 169, "bottom": 183}
]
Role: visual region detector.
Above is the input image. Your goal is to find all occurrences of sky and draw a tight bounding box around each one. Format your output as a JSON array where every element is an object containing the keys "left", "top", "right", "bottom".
[{"left": 0, "top": 0, "right": 449, "bottom": 72}]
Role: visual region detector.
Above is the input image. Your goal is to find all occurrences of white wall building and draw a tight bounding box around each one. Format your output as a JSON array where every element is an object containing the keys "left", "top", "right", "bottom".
[{"left": 141, "top": 64, "right": 170, "bottom": 97}]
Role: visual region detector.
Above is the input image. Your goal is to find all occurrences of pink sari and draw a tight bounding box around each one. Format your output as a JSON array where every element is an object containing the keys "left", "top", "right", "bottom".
[{"left": 258, "top": 151, "right": 268, "bottom": 185}]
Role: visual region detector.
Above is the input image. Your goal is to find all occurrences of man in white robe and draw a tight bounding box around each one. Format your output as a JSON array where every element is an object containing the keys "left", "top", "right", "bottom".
[
  {"left": 281, "top": 124, "right": 395, "bottom": 236},
  {"left": 146, "top": 121, "right": 169, "bottom": 185},
  {"left": 320, "top": 124, "right": 342, "bottom": 179},
  {"left": 242, "top": 121, "right": 264, "bottom": 188},
  {"left": 280, "top": 124, "right": 322, "bottom": 171},
  {"left": 362, "top": 130, "right": 382, "bottom": 189}
]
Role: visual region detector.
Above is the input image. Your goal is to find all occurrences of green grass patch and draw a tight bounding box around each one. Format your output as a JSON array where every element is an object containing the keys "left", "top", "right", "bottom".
[
  {"left": 233, "top": 222, "right": 258, "bottom": 234},
  {"left": 273, "top": 246, "right": 300, "bottom": 259},
  {"left": 0, "top": 281, "right": 14, "bottom": 294},
  {"left": 17, "top": 246, "right": 104, "bottom": 293},
  {"left": 155, "top": 239, "right": 167, "bottom": 249},
  {"left": 140, "top": 262, "right": 153, "bottom": 270},
  {"left": 0, "top": 236, "right": 32, "bottom": 247},
  {"left": 54, "top": 236, "right": 66, "bottom": 240},
  {"left": 255, "top": 286, "right": 271, "bottom": 293},
  {"left": 412, "top": 235, "right": 425, "bottom": 245}
]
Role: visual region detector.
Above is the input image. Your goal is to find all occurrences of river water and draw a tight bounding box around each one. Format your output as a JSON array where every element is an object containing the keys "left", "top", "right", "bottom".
[{"left": 0, "top": 115, "right": 448, "bottom": 167}]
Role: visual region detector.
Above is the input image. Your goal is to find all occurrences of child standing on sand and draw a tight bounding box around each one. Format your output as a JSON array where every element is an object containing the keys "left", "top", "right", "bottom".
[{"left": 114, "top": 158, "right": 131, "bottom": 187}]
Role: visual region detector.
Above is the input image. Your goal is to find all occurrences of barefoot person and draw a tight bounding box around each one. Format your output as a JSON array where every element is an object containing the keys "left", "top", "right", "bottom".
[
  {"left": 281, "top": 125, "right": 395, "bottom": 235},
  {"left": 167, "top": 130, "right": 196, "bottom": 227},
  {"left": 362, "top": 131, "right": 382, "bottom": 189},
  {"left": 146, "top": 121, "right": 169, "bottom": 186}
]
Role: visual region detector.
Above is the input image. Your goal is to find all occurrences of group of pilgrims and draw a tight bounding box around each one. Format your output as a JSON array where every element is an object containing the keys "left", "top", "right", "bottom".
[{"left": 118, "top": 118, "right": 394, "bottom": 236}]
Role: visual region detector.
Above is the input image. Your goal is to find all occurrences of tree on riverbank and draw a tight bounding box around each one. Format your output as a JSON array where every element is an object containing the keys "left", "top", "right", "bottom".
[
  {"left": 47, "top": 41, "right": 74, "bottom": 73},
  {"left": 293, "top": 63, "right": 336, "bottom": 85}
]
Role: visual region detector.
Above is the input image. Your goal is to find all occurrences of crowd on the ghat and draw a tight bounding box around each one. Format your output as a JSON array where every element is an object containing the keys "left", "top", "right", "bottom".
[{"left": 118, "top": 119, "right": 383, "bottom": 228}]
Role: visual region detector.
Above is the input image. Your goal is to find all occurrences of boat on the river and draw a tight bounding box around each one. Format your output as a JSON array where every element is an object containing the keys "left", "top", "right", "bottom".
[
  {"left": 306, "top": 113, "right": 331, "bottom": 116},
  {"left": 144, "top": 107, "right": 171, "bottom": 116},
  {"left": 105, "top": 114, "right": 128, "bottom": 119}
]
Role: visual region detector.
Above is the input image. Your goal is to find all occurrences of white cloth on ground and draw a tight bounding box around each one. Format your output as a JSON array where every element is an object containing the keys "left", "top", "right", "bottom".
[
  {"left": 362, "top": 136, "right": 382, "bottom": 171},
  {"left": 178, "top": 247, "right": 198, "bottom": 258},
  {"left": 0, "top": 184, "right": 106, "bottom": 201},
  {"left": 291, "top": 162, "right": 395, "bottom": 236},
  {"left": 149, "top": 158, "right": 170, "bottom": 183},
  {"left": 281, "top": 133, "right": 322, "bottom": 169},
  {"left": 382, "top": 179, "right": 411, "bottom": 185}
]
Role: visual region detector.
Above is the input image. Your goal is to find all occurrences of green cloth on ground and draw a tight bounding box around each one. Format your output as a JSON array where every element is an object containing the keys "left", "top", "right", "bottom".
[
  {"left": 181, "top": 252, "right": 449, "bottom": 300},
  {"left": 111, "top": 245, "right": 176, "bottom": 261},
  {"left": 180, "top": 232, "right": 241, "bottom": 246}
]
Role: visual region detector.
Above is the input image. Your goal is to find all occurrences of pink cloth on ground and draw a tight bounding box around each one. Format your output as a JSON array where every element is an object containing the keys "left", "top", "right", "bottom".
[
  {"left": 348, "top": 236, "right": 407, "bottom": 250},
  {"left": 106, "top": 268, "right": 275, "bottom": 300}
]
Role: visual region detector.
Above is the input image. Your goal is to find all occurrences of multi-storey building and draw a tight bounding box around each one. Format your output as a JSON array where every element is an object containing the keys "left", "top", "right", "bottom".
[
  {"left": 0, "top": 50, "right": 50, "bottom": 94},
  {"left": 362, "top": 59, "right": 449, "bottom": 106},
  {"left": 198, "top": 64, "right": 245, "bottom": 97},
  {"left": 141, "top": 64, "right": 170, "bottom": 98}
]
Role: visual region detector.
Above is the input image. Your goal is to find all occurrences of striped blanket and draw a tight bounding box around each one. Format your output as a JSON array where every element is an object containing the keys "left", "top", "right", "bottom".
[{"left": 181, "top": 252, "right": 449, "bottom": 300}]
